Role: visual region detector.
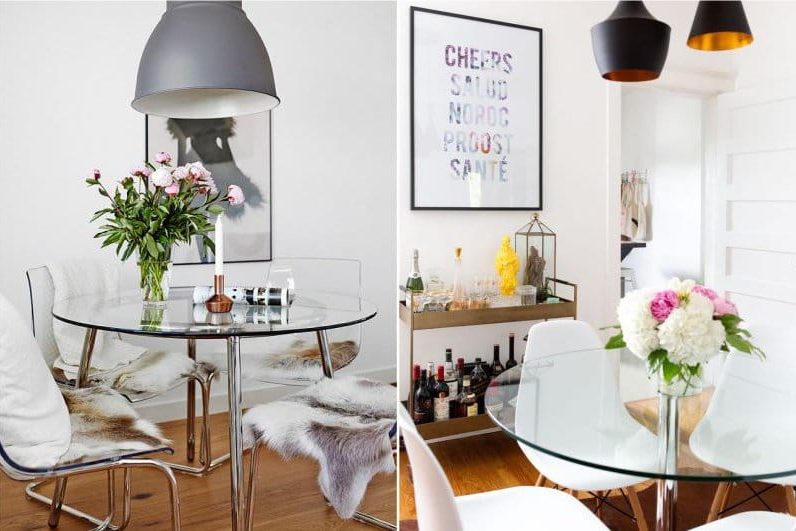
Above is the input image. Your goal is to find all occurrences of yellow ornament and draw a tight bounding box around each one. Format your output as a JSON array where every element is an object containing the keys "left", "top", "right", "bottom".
[{"left": 495, "top": 235, "right": 520, "bottom": 296}]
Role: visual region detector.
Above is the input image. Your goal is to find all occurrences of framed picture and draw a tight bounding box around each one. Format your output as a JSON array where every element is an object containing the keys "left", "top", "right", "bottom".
[
  {"left": 145, "top": 113, "right": 273, "bottom": 264},
  {"left": 411, "top": 7, "right": 543, "bottom": 210}
]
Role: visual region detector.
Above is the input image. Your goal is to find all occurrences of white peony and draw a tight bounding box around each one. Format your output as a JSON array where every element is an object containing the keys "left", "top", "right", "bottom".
[
  {"left": 668, "top": 278, "right": 696, "bottom": 298},
  {"left": 150, "top": 168, "right": 173, "bottom": 188},
  {"left": 617, "top": 289, "right": 660, "bottom": 359},
  {"left": 658, "top": 293, "right": 725, "bottom": 365}
]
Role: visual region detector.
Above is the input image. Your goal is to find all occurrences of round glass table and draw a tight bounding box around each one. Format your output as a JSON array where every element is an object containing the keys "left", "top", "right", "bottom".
[
  {"left": 485, "top": 348, "right": 796, "bottom": 531},
  {"left": 53, "top": 287, "right": 377, "bottom": 530}
]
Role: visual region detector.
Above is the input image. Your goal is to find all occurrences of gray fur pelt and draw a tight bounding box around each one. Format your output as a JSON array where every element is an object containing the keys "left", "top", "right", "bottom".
[
  {"left": 58, "top": 386, "right": 169, "bottom": 464},
  {"left": 243, "top": 376, "right": 395, "bottom": 518}
]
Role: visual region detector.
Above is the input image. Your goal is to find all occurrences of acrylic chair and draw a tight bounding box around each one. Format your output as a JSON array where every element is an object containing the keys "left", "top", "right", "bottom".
[
  {"left": 517, "top": 320, "right": 655, "bottom": 530},
  {"left": 690, "top": 322, "right": 796, "bottom": 522},
  {"left": 26, "top": 265, "right": 225, "bottom": 481},
  {"left": 691, "top": 511, "right": 796, "bottom": 530},
  {"left": 397, "top": 405, "right": 608, "bottom": 530}
]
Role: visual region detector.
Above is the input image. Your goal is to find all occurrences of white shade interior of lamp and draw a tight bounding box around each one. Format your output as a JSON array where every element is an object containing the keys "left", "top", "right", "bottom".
[{"left": 132, "top": 88, "right": 279, "bottom": 119}]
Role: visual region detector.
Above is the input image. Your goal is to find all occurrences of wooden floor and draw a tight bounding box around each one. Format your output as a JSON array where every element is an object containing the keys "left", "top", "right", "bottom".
[
  {"left": 399, "top": 431, "right": 791, "bottom": 530},
  {"left": 0, "top": 412, "right": 396, "bottom": 530}
]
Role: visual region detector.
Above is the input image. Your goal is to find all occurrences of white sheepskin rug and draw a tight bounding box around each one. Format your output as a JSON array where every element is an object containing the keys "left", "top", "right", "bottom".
[
  {"left": 243, "top": 376, "right": 396, "bottom": 519},
  {"left": 58, "top": 386, "right": 169, "bottom": 464}
]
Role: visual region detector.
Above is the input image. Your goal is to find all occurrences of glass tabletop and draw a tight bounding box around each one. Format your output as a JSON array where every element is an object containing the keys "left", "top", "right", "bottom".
[
  {"left": 52, "top": 287, "right": 377, "bottom": 338},
  {"left": 485, "top": 348, "right": 796, "bottom": 482}
]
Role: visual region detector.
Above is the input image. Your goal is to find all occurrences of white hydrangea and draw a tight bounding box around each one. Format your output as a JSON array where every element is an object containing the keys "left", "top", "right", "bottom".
[
  {"left": 617, "top": 289, "right": 660, "bottom": 359},
  {"left": 658, "top": 293, "right": 725, "bottom": 365},
  {"left": 668, "top": 278, "right": 696, "bottom": 298}
]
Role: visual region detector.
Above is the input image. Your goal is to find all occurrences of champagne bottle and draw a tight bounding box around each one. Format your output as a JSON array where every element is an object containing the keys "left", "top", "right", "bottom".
[
  {"left": 491, "top": 344, "right": 505, "bottom": 377},
  {"left": 433, "top": 365, "right": 450, "bottom": 421},
  {"left": 406, "top": 248, "right": 424, "bottom": 293},
  {"left": 505, "top": 333, "right": 518, "bottom": 369}
]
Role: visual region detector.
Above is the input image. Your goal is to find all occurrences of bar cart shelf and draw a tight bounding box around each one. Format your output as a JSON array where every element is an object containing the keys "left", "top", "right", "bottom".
[{"left": 401, "top": 278, "right": 578, "bottom": 441}]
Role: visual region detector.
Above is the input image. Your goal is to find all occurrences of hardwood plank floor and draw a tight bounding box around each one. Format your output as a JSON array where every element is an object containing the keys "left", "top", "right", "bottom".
[
  {"left": 400, "top": 431, "right": 791, "bottom": 530},
  {"left": 0, "top": 412, "right": 396, "bottom": 530}
]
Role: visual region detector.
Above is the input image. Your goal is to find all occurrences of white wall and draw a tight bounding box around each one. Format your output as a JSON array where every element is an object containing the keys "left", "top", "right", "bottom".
[
  {"left": 621, "top": 87, "right": 704, "bottom": 288},
  {"left": 0, "top": 1, "right": 397, "bottom": 419}
]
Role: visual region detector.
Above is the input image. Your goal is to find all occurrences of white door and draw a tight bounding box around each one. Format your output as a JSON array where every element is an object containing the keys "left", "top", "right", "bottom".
[{"left": 708, "top": 81, "right": 796, "bottom": 324}]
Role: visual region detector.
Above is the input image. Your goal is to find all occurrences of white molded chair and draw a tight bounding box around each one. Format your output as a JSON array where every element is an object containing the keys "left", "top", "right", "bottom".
[
  {"left": 690, "top": 323, "right": 796, "bottom": 522},
  {"left": 691, "top": 511, "right": 796, "bottom": 530},
  {"left": 397, "top": 405, "right": 609, "bottom": 530},
  {"left": 518, "top": 320, "right": 654, "bottom": 530}
]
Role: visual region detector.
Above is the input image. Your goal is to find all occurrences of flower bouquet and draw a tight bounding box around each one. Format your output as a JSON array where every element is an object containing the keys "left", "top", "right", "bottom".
[
  {"left": 87, "top": 151, "right": 245, "bottom": 306},
  {"left": 606, "top": 278, "right": 763, "bottom": 396}
]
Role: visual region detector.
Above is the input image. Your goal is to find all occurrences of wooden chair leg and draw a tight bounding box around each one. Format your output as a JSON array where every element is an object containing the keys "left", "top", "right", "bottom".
[
  {"left": 625, "top": 487, "right": 648, "bottom": 531},
  {"left": 707, "top": 482, "right": 732, "bottom": 522},
  {"left": 785, "top": 485, "right": 796, "bottom": 516},
  {"left": 534, "top": 474, "right": 547, "bottom": 487}
]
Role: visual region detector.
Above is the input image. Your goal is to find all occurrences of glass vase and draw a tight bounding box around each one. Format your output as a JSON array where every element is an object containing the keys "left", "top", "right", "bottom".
[
  {"left": 138, "top": 259, "right": 172, "bottom": 307},
  {"left": 656, "top": 364, "right": 704, "bottom": 397}
]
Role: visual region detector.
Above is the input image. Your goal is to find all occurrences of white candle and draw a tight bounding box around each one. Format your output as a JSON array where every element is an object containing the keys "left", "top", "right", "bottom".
[{"left": 214, "top": 213, "right": 224, "bottom": 276}]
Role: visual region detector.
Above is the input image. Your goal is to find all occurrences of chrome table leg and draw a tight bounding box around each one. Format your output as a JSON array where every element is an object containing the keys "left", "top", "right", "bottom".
[
  {"left": 656, "top": 393, "right": 679, "bottom": 531},
  {"left": 186, "top": 338, "right": 197, "bottom": 462},
  {"left": 316, "top": 330, "right": 334, "bottom": 378},
  {"left": 227, "top": 336, "right": 245, "bottom": 530}
]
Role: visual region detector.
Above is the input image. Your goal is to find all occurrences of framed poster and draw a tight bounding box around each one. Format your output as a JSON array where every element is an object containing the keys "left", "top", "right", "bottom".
[
  {"left": 145, "top": 113, "right": 272, "bottom": 265},
  {"left": 411, "top": 7, "right": 543, "bottom": 210}
]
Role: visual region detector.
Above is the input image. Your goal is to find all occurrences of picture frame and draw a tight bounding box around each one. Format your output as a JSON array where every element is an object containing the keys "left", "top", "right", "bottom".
[
  {"left": 145, "top": 113, "right": 273, "bottom": 265},
  {"left": 411, "top": 7, "right": 543, "bottom": 210}
]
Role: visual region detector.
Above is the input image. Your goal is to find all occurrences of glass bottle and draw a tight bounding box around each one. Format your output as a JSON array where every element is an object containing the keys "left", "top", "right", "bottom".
[
  {"left": 433, "top": 365, "right": 450, "bottom": 421},
  {"left": 505, "top": 333, "right": 518, "bottom": 369},
  {"left": 443, "top": 349, "right": 458, "bottom": 404},
  {"left": 413, "top": 369, "right": 433, "bottom": 424},
  {"left": 470, "top": 357, "right": 488, "bottom": 414},
  {"left": 450, "top": 247, "right": 467, "bottom": 310},
  {"left": 406, "top": 248, "right": 424, "bottom": 293},
  {"left": 457, "top": 377, "right": 478, "bottom": 418},
  {"left": 490, "top": 344, "right": 505, "bottom": 377}
]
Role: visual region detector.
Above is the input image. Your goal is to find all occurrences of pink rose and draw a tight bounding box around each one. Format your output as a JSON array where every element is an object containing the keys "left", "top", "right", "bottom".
[
  {"left": 131, "top": 166, "right": 152, "bottom": 178},
  {"left": 650, "top": 290, "right": 679, "bottom": 321},
  {"left": 173, "top": 166, "right": 190, "bottom": 181},
  {"left": 692, "top": 285, "right": 717, "bottom": 301},
  {"left": 150, "top": 168, "right": 173, "bottom": 188},
  {"left": 226, "top": 185, "right": 245, "bottom": 206},
  {"left": 165, "top": 182, "right": 180, "bottom": 197},
  {"left": 155, "top": 151, "right": 172, "bottom": 164},
  {"left": 713, "top": 297, "right": 738, "bottom": 317}
]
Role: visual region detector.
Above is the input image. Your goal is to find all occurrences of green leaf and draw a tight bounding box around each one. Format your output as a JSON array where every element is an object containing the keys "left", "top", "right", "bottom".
[
  {"left": 605, "top": 332, "right": 626, "bottom": 350},
  {"left": 726, "top": 333, "right": 753, "bottom": 354},
  {"left": 207, "top": 205, "right": 224, "bottom": 215},
  {"left": 662, "top": 359, "right": 680, "bottom": 383},
  {"left": 144, "top": 234, "right": 158, "bottom": 257}
]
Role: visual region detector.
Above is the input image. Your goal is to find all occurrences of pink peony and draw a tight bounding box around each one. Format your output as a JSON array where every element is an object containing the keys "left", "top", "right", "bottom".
[
  {"left": 131, "top": 166, "right": 151, "bottom": 178},
  {"left": 172, "top": 166, "right": 190, "bottom": 181},
  {"left": 91, "top": 169, "right": 101, "bottom": 179},
  {"left": 713, "top": 297, "right": 738, "bottom": 316},
  {"left": 164, "top": 182, "right": 180, "bottom": 197},
  {"left": 650, "top": 290, "right": 679, "bottom": 322},
  {"left": 155, "top": 151, "right": 172, "bottom": 164},
  {"left": 226, "top": 185, "right": 245, "bottom": 205},
  {"left": 692, "top": 285, "right": 717, "bottom": 301},
  {"left": 188, "top": 162, "right": 211, "bottom": 179},
  {"left": 150, "top": 167, "right": 173, "bottom": 188}
]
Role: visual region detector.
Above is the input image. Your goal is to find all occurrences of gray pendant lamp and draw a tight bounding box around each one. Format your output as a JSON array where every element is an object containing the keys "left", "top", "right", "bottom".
[
  {"left": 591, "top": 1, "right": 671, "bottom": 82},
  {"left": 132, "top": 1, "right": 279, "bottom": 118},
  {"left": 687, "top": 1, "right": 753, "bottom": 51}
]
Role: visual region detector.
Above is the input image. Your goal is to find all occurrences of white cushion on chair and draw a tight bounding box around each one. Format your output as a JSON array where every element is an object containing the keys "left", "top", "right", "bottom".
[
  {"left": 0, "top": 293, "right": 71, "bottom": 468},
  {"left": 456, "top": 486, "right": 608, "bottom": 530},
  {"left": 691, "top": 511, "right": 796, "bottom": 530}
]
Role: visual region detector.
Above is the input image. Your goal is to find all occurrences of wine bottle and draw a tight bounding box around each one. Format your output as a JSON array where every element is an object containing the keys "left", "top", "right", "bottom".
[
  {"left": 433, "top": 365, "right": 450, "bottom": 421},
  {"left": 413, "top": 369, "right": 433, "bottom": 424},
  {"left": 410, "top": 363, "right": 420, "bottom": 410},
  {"left": 456, "top": 377, "right": 478, "bottom": 418},
  {"left": 471, "top": 358, "right": 488, "bottom": 414},
  {"left": 451, "top": 357, "right": 465, "bottom": 418},
  {"left": 406, "top": 248, "right": 424, "bottom": 293},
  {"left": 443, "top": 349, "right": 458, "bottom": 400},
  {"left": 505, "top": 333, "right": 518, "bottom": 369},
  {"left": 490, "top": 344, "right": 505, "bottom": 377}
]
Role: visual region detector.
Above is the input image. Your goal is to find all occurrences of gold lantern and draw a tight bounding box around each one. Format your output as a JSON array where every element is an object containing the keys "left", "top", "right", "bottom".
[{"left": 514, "top": 214, "right": 557, "bottom": 298}]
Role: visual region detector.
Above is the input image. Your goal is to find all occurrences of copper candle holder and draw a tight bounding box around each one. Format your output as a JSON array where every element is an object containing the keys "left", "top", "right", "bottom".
[{"left": 205, "top": 275, "right": 233, "bottom": 313}]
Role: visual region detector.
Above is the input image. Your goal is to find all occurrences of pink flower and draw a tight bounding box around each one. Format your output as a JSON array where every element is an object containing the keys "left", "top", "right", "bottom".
[
  {"left": 164, "top": 182, "right": 180, "bottom": 197},
  {"left": 172, "top": 166, "right": 190, "bottom": 181},
  {"left": 91, "top": 169, "right": 101, "bottom": 179},
  {"left": 131, "top": 166, "right": 152, "bottom": 178},
  {"left": 650, "top": 290, "right": 679, "bottom": 321},
  {"left": 692, "top": 285, "right": 717, "bottom": 301},
  {"left": 226, "top": 185, "right": 245, "bottom": 206},
  {"left": 713, "top": 297, "right": 738, "bottom": 317},
  {"left": 150, "top": 168, "right": 173, "bottom": 188},
  {"left": 188, "top": 162, "right": 211, "bottom": 179},
  {"left": 155, "top": 151, "right": 172, "bottom": 164}
]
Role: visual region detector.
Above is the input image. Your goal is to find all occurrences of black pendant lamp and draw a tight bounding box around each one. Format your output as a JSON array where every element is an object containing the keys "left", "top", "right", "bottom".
[
  {"left": 133, "top": 1, "right": 279, "bottom": 119},
  {"left": 687, "top": 1, "right": 753, "bottom": 51},
  {"left": 591, "top": 1, "right": 671, "bottom": 82}
]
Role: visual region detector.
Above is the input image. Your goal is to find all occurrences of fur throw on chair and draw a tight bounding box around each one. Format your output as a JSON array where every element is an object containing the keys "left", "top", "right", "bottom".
[
  {"left": 59, "top": 386, "right": 169, "bottom": 464},
  {"left": 243, "top": 376, "right": 395, "bottom": 518}
]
